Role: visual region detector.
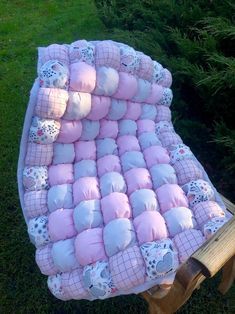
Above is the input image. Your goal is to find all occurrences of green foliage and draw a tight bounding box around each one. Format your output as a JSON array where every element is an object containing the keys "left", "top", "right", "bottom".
[
  {"left": 214, "top": 122, "right": 235, "bottom": 170},
  {"left": 96, "top": 0, "right": 235, "bottom": 200}
]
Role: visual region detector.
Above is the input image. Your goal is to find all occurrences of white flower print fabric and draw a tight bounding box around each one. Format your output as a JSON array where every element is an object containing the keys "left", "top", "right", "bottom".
[{"left": 140, "top": 239, "right": 179, "bottom": 280}]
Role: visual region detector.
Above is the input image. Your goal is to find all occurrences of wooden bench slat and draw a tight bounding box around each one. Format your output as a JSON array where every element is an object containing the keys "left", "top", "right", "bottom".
[
  {"left": 192, "top": 216, "right": 235, "bottom": 277},
  {"left": 220, "top": 194, "right": 235, "bottom": 214}
]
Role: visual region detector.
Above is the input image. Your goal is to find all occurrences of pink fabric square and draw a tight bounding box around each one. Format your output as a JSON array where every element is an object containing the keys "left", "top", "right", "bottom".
[
  {"left": 123, "top": 101, "right": 141, "bottom": 120},
  {"left": 117, "top": 135, "right": 140, "bottom": 155},
  {"left": 39, "top": 44, "right": 69, "bottom": 66},
  {"left": 101, "top": 192, "right": 131, "bottom": 224},
  {"left": 192, "top": 201, "right": 225, "bottom": 227},
  {"left": 48, "top": 209, "right": 77, "bottom": 242},
  {"left": 97, "top": 155, "right": 121, "bottom": 177},
  {"left": 75, "top": 228, "right": 107, "bottom": 266},
  {"left": 109, "top": 245, "right": 145, "bottom": 290},
  {"left": 70, "top": 62, "right": 96, "bottom": 93},
  {"left": 95, "top": 41, "right": 120, "bottom": 69},
  {"left": 124, "top": 168, "right": 152, "bottom": 195},
  {"left": 134, "top": 211, "right": 168, "bottom": 245},
  {"left": 145, "top": 84, "right": 164, "bottom": 105},
  {"left": 75, "top": 141, "right": 96, "bottom": 161},
  {"left": 159, "top": 132, "right": 183, "bottom": 148},
  {"left": 113, "top": 72, "right": 138, "bottom": 100},
  {"left": 155, "top": 105, "right": 171, "bottom": 122},
  {"left": 35, "top": 88, "right": 68, "bottom": 119},
  {"left": 24, "top": 190, "right": 48, "bottom": 218},
  {"left": 56, "top": 120, "right": 82, "bottom": 143},
  {"left": 49, "top": 164, "right": 74, "bottom": 186},
  {"left": 137, "top": 53, "right": 154, "bottom": 81},
  {"left": 36, "top": 244, "right": 58, "bottom": 275},
  {"left": 174, "top": 229, "right": 205, "bottom": 263},
  {"left": 86, "top": 95, "right": 111, "bottom": 120},
  {"left": 156, "top": 184, "right": 189, "bottom": 214},
  {"left": 174, "top": 159, "right": 203, "bottom": 185},
  {"left": 98, "top": 119, "right": 118, "bottom": 139},
  {"left": 25, "top": 142, "right": 53, "bottom": 166},
  {"left": 144, "top": 146, "right": 170, "bottom": 168},
  {"left": 62, "top": 268, "right": 89, "bottom": 299},
  {"left": 137, "top": 119, "right": 155, "bottom": 135},
  {"left": 73, "top": 177, "right": 100, "bottom": 205}
]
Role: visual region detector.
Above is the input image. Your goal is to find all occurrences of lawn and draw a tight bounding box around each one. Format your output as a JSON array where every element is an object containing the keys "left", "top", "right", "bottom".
[{"left": 0, "top": 1, "right": 234, "bottom": 313}]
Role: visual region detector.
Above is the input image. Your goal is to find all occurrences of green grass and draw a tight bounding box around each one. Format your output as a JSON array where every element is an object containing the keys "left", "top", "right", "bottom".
[{"left": 0, "top": 1, "right": 234, "bottom": 313}]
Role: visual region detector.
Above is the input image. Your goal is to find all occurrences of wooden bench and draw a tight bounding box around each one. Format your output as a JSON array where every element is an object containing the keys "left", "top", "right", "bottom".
[{"left": 141, "top": 194, "right": 235, "bottom": 314}]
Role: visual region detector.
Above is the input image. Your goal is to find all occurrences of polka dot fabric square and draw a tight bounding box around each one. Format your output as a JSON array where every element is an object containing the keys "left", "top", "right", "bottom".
[{"left": 19, "top": 39, "right": 230, "bottom": 302}]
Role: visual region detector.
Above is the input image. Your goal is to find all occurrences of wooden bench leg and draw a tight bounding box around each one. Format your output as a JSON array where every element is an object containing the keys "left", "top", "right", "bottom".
[
  {"left": 141, "top": 259, "right": 205, "bottom": 314},
  {"left": 218, "top": 256, "right": 235, "bottom": 294},
  {"left": 141, "top": 278, "right": 202, "bottom": 314}
]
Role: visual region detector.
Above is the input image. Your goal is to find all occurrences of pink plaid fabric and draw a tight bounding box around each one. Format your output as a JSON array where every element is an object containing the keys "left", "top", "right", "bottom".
[
  {"left": 24, "top": 190, "right": 48, "bottom": 218},
  {"left": 25, "top": 142, "right": 53, "bottom": 166},
  {"left": 156, "top": 105, "right": 172, "bottom": 122},
  {"left": 173, "top": 229, "right": 205, "bottom": 263},
  {"left": 192, "top": 201, "right": 225, "bottom": 227},
  {"left": 137, "top": 53, "right": 154, "bottom": 81},
  {"left": 109, "top": 246, "right": 145, "bottom": 290},
  {"left": 35, "top": 88, "right": 68, "bottom": 119},
  {"left": 62, "top": 268, "right": 88, "bottom": 299},
  {"left": 95, "top": 41, "right": 120, "bottom": 70},
  {"left": 174, "top": 159, "right": 203, "bottom": 185},
  {"left": 159, "top": 132, "right": 183, "bottom": 148},
  {"left": 35, "top": 244, "right": 58, "bottom": 275},
  {"left": 40, "top": 44, "right": 69, "bottom": 66}
]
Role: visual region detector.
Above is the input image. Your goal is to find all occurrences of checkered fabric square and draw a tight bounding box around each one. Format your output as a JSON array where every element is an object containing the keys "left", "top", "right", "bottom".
[
  {"left": 174, "top": 159, "right": 203, "bottom": 185},
  {"left": 109, "top": 245, "right": 145, "bottom": 290},
  {"left": 35, "top": 88, "right": 68, "bottom": 119},
  {"left": 192, "top": 201, "right": 225, "bottom": 227},
  {"left": 159, "top": 132, "right": 183, "bottom": 148},
  {"left": 40, "top": 44, "right": 69, "bottom": 66},
  {"left": 156, "top": 105, "right": 172, "bottom": 122},
  {"left": 137, "top": 53, "right": 154, "bottom": 81},
  {"left": 24, "top": 190, "right": 48, "bottom": 218},
  {"left": 35, "top": 244, "right": 58, "bottom": 275},
  {"left": 95, "top": 41, "right": 120, "bottom": 69},
  {"left": 25, "top": 142, "right": 53, "bottom": 166},
  {"left": 173, "top": 229, "right": 204, "bottom": 263},
  {"left": 62, "top": 269, "right": 88, "bottom": 299}
]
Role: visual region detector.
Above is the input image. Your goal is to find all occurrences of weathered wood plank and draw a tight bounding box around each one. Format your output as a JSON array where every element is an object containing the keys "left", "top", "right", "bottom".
[
  {"left": 192, "top": 216, "right": 235, "bottom": 277},
  {"left": 218, "top": 256, "right": 235, "bottom": 294},
  {"left": 219, "top": 194, "right": 235, "bottom": 214},
  {"left": 141, "top": 259, "right": 205, "bottom": 313}
]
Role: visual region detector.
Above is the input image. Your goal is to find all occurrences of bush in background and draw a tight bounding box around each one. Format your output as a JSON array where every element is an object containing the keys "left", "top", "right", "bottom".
[{"left": 96, "top": 0, "right": 235, "bottom": 200}]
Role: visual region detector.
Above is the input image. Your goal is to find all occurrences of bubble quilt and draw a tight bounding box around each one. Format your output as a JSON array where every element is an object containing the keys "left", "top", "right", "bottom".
[{"left": 17, "top": 39, "right": 231, "bottom": 301}]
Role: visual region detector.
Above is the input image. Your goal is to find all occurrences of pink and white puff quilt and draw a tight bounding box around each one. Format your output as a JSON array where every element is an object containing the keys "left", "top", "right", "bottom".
[{"left": 17, "top": 39, "right": 231, "bottom": 301}]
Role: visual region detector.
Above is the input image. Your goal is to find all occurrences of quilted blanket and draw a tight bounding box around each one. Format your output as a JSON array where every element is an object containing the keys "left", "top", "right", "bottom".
[{"left": 17, "top": 40, "right": 231, "bottom": 301}]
